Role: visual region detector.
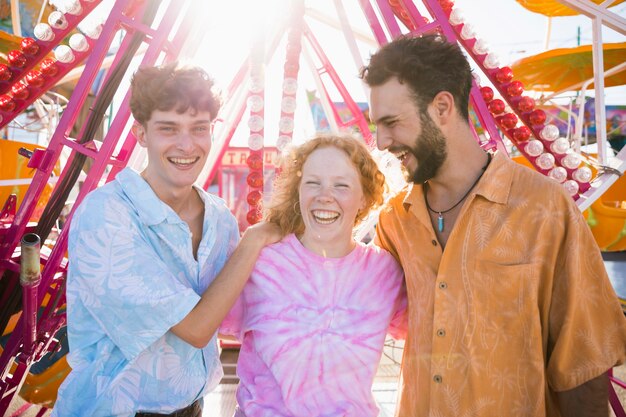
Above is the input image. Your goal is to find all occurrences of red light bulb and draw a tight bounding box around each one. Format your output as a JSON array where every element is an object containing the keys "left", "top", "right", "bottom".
[
  {"left": 500, "top": 112, "right": 518, "bottom": 129},
  {"left": 529, "top": 109, "right": 547, "bottom": 125},
  {"left": 517, "top": 96, "right": 535, "bottom": 112},
  {"left": 506, "top": 80, "right": 524, "bottom": 96},
  {"left": 512, "top": 126, "right": 531, "bottom": 141},
  {"left": 247, "top": 171, "right": 263, "bottom": 188},
  {"left": 20, "top": 38, "right": 39, "bottom": 55},
  {"left": 0, "top": 95, "right": 15, "bottom": 112},
  {"left": 11, "top": 83, "right": 29, "bottom": 100},
  {"left": 246, "top": 153, "right": 263, "bottom": 170},
  {"left": 480, "top": 86, "right": 494, "bottom": 102},
  {"left": 438, "top": 0, "right": 454, "bottom": 13},
  {"left": 488, "top": 98, "right": 505, "bottom": 115},
  {"left": 495, "top": 66, "right": 513, "bottom": 83},
  {"left": 25, "top": 70, "right": 44, "bottom": 88},
  {"left": 247, "top": 190, "right": 263, "bottom": 206},
  {"left": 246, "top": 209, "right": 262, "bottom": 225},
  {"left": 40, "top": 59, "right": 58, "bottom": 77},
  {"left": 0, "top": 64, "right": 12, "bottom": 82},
  {"left": 8, "top": 50, "right": 26, "bottom": 68}
]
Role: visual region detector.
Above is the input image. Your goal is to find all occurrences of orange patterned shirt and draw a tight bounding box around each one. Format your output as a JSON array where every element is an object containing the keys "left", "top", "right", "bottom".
[{"left": 376, "top": 151, "right": 626, "bottom": 417}]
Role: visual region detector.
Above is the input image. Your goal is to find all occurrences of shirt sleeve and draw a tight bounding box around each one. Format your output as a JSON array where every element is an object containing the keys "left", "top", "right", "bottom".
[
  {"left": 220, "top": 293, "right": 246, "bottom": 341},
  {"left": 546, "top": 194, "right": 626, "bottom": 391},
  {"left": 388, "top": 280, "right": 408, "bottom": 340},
  {"left": 68, "top": 212, "right": 200, "bottom": 361}
]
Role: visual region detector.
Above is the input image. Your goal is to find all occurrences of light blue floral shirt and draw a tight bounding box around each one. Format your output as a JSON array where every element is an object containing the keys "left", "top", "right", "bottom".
[{"left": 52, "top": 168, "right": 239, "bottom": 417}]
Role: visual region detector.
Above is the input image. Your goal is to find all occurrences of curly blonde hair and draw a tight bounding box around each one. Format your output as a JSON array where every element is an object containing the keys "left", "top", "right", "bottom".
[{"left": 265, "top": 135, "right": 386, "bottom": 237}]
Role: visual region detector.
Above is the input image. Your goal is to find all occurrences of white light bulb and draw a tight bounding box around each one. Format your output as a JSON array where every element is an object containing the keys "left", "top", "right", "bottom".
[
  {"left": 562, "top": 153, "right": 582, "bottom": 169},
  {"left": 536, "top": 153, "right": 555, "bottom": 170},
  {"left": 248, "top": 134, "right": 263, "bottom": 151},
  {"left": 548, "top": 167, "right": 567, "bottom": 183},
  {"left": 484, "top": 53, "right": 500, "bottom": 69},
  {"left": 54, "top": 45, "right": 75, "bottom": 63},
  {"left": 524, "top": 140, "right": 543, "bottom": 157},
  {"left": 449, "top": 8, "right": 464, "bottom": 25},
  {"left": 248, "top": 95, "right": 264, "bottom": 113},
  {"left": 572, "top": 166, "right": 592, "bottom": 183},
  {"left": 281, "top": 96, "right": 297, "bottom": 114},
  {"left": 276, "top": 135, "right": 292, "bottom": 152},
  {"left": 48, "top": 11, "right": 68, "bottom": 30},
  {"left": 34, "top": 23, "right": 54, "bottom": 41},
  {"left": 563, "top": 179, "right": 579, "bottom": 196},
  {"left": 540, "top": 124, "right": 560, "bottom": 142},
  {"left": 460, "top": 23, "right": 475, "bottom": 40},
  {"left": 279, "top": 117, "right": 294, "bottom": 133},
  {"left": 283, "top": 78, "right": 298, "bottom": 95},
  {"left": 473, "top": 39, "right": 489, "bottom": 55},
  {"left": 69, "top": 33, "right": 89, "bottom": 52},
  {"left": 248, "top": 115, "right": 264, "bottom": 132},
  {"left": 550, "top": 137, "right": 570, "bottom": 154},
  {"left": 249, "top": 75, "right": 264, "bottom": 94}
]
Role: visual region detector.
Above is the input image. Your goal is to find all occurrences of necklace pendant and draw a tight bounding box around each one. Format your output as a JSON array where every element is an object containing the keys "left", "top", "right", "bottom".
[{"left": 437, "top": 213, "right": 444, "bottom": 233}]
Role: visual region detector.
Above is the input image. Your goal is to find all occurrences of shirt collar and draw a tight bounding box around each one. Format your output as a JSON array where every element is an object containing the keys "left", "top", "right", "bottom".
[
  {"left": 401, "top": 150, "right": 513, "bottom": 213},
  {"left": 117, "top": 168, "right": 193, "bottom": 226}
]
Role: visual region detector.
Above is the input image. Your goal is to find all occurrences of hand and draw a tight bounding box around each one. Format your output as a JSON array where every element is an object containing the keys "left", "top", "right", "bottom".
[{"left": 241, "top": 221, "right": 282, "bottom": 249}]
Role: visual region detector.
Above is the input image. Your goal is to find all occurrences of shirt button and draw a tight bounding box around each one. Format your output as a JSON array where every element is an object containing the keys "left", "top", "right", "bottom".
[
  {"left": 438, "top": 281, "right": 448, "bottom": 290},
  {"left": 436, "top": 329, "right": 446, "bottom": 337},
  {"left": 431, "top": 239, "right": 438, "bottom": 246},
  {"left": 433, "top": 374, "right": 443, "bottom": 383}
]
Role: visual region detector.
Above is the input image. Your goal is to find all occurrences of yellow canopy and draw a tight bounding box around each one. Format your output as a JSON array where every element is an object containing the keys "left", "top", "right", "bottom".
[
  {"left": 515, "top": 0, "right": 625, "bottom": 16},
  {"left": 510, "top": 42, "right": 626, "bottom": 92}
]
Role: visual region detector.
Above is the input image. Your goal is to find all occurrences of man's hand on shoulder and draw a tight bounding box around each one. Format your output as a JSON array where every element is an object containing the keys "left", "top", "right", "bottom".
[{"left": 240, "top": 222, "right": 282, "bottom": 250}]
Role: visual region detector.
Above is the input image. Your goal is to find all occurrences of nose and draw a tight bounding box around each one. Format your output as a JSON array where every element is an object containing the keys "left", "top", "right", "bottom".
[
  {"left": 316, "top": 185, "right": 334, "bottom": 202},
  {"left": 375, "top": 127, "right": 392, "bottom": 151},
  {"left": 176, "top": 131, "right": 194, "bottom": 152}
]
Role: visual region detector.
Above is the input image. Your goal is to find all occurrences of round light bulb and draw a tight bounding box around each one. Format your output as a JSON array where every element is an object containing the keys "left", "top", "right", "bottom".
[
  {"left": 283, "top": 78, "right": 298, "bottom": 95},
  {"left": 548, "top": 167, "right": 568, "bottom": 183},
  {"left": 48, "top": 11, "right": 68, "bottom": 29},
  {"left": 473, "top": 39, "right": 489, "bottom": 55},
  {"left": 248, "top": 134, "right": 263, "bottom": 151},
  {"left": 79, "top": 22, "right": 103, "bottom": 39},
  {"left": 34, "top": 23, "right": 55, "bottom": 41},
  {"left": 248, "top": 95, "right": 264, "bottom": 112},
  {"left": 484, "top": 53, "right": 500, "bottom": 69},
  {"left": 562, "top": 153, "right": 582, "bottom": 169},
  {"left": 572, "top": 166, "right": 592, "bottom": 183},
  {"left": 281, "top": 96, "right": 297, "bottom": 114},
  {"left": 524, "top": 139, "right": 543, "bottom": 157},
  {"left": 69, "top": 33, "right": 89, "bottom": 52},
  {"left": 563, "top": 180, "right": 579, "bottom": 196},
  {"left": 460, "top": 23, "right": 475, "bottom": 40},
  {"left": 58, "top": 0, "right": 82, "bottom": 15},
  {"left": 279, "top": 116, "right": 294, "bottom": 133},
  {"left": 449, "top": 8, "right": 464, "bottom": 25},
  {"left": 249, "top": 75, "right": 264, "bottom": 94},
  {"left": 540, "top": 124, "right": 560, "bottom": 142},
  {"left": 536, "top": 153, "right": 555, "bottom": 170},
  {"left": 550, "top": 137, "right": 570, "bottom": 154},
  {"left": 248, "top": 115, "right": 264, "bottom": 132},
  {"left": 54, "top": 45, "right": 75, "bottom": 63},
  {"left": 276, "top": 135, "right": 292, "bottom": 152}
]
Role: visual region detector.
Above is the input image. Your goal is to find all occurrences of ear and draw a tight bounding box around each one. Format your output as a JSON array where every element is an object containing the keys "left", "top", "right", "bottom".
[
  {"left": 132, "top": 122, "right": 147, "bottom": 148},
  {"left": 429, "top": 91, "right": 455, "bottom": 125}
]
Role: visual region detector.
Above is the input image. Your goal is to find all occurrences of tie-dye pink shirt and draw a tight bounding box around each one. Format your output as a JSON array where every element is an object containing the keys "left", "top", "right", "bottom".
[{"left": 221, "top": 233, "right": 407, "bottom": 417}]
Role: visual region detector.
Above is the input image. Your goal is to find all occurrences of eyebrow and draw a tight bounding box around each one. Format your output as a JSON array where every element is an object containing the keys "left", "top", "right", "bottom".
[
  {"left": 372, "top": 114, "right": 396, "bottom": 125},
  {"left": 153, "top": 120, "right": 212, "bottom": 126}
]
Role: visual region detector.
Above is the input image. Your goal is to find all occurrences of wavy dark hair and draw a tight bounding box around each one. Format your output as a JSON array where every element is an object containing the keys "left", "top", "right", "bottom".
[
  {"left": 130, "top": 62, "right": 221, "bottom": 125},
  {"left": 360, "top": 34, "right": 472, "bottom": 120}
]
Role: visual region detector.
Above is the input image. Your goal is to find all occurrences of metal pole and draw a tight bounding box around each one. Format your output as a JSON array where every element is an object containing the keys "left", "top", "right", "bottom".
[{"left": 20, "top": 233, "right": 41, "bottom": 356}]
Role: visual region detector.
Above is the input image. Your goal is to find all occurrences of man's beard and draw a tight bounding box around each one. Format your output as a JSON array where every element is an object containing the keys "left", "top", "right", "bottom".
[{"left": 405, "top": 111, "right": 448, "bottom": 184}]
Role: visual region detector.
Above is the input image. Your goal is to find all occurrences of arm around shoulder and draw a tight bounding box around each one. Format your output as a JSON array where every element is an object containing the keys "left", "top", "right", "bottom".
[{"left": 171, "top": 222, "right": 282, "bottom": 347}]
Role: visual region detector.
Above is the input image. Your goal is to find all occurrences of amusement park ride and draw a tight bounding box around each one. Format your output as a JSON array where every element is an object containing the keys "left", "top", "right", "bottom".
[{"left": 0, "top": 0, "right": 624, "bottom": 415}]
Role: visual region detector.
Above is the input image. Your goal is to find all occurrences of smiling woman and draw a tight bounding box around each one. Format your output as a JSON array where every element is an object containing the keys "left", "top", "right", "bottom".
[{"left": 219, "top": 134, "right": 407, "bottom": 417}]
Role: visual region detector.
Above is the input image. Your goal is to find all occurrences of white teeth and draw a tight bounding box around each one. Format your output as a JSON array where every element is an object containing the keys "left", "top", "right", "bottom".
[
  {"left": 312, "top": 210, "right": 339, "bottom": 224},
  {"left": 169, "top": 157, "right": 197, "bottom": 165},
  {"left": 395, "top": 150, "right": 408, "bottom": 162}
]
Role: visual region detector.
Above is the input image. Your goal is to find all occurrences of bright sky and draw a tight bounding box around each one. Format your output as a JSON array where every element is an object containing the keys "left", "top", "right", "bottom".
[{"left": 183, "top": 0, "right": 626, "bottom": 145}]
